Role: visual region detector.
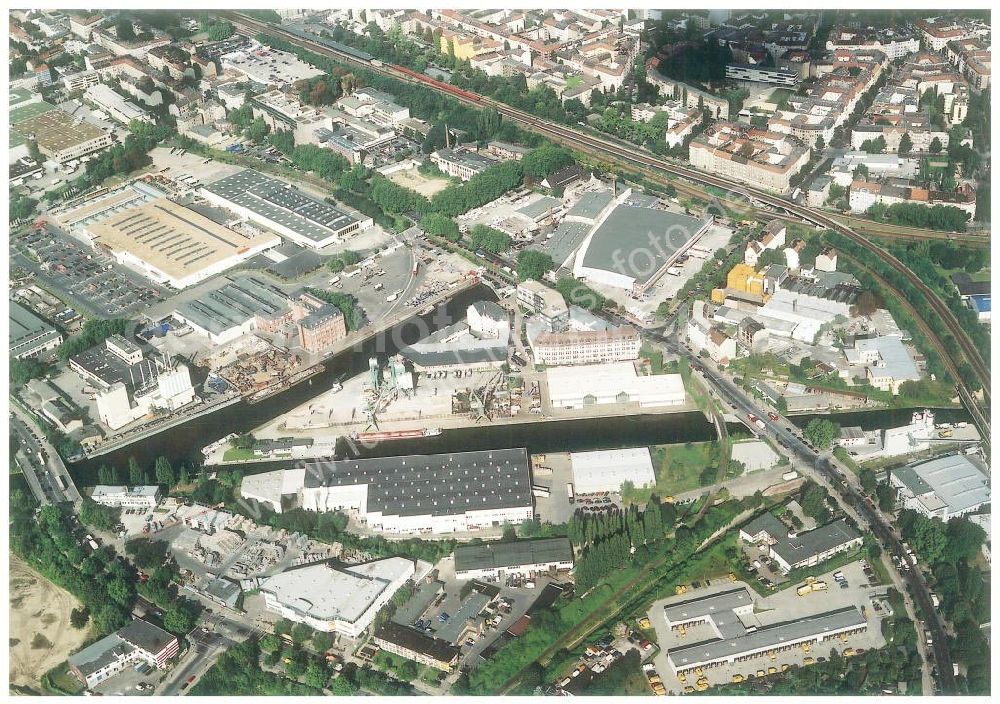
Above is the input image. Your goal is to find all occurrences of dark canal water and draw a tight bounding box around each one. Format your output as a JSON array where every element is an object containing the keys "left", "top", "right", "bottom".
[{"left": 68, "top": 281, "right": 970, "bottom": 484}]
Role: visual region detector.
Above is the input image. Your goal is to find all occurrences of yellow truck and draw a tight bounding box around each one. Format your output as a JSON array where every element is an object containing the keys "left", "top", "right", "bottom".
[
  {"left": 811, "top": 580, "right": 828, "bottom": 591},
  {"left": 797, "top": 584, "right": 813, "bottom": 596},
  {"left": 731, "top": 674, "right": 745, "bottom": 684},
  {"left": 638, "top": 617, "right": 652, "bottom": 630}
]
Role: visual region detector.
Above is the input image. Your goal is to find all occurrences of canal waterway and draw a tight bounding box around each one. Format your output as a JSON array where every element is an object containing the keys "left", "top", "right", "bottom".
[{"left": 67, "top": 281, "right": 969, "bottom": 485}]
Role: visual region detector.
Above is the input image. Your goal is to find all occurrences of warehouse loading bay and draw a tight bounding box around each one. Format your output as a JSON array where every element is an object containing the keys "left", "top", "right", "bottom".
[{"left": 646, "top": 560, "right": 887, "bottom": 694}]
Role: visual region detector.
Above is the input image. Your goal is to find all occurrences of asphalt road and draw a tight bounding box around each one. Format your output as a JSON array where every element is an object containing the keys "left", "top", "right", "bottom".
[
  {"left": 652, "top": 329, "right": 954, "bottom": 694},
  {"left": 10, "top": 405, "right": 81, "bottom": 504}
]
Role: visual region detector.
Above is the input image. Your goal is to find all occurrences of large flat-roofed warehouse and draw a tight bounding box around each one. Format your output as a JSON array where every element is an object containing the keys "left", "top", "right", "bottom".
[
  {"left": 573, "top": 205, "right": 713, "bottom": 295},
  {"left": 259, "top": 558, "right": 414, "bottom": 637},
  {"left": 890, "top": 453, "right": 991, "bottom": 520},
  {"left": 570, "top": 447, "right": 656, "bottom": 494},
  {"left": 546, "top": 362, "right": 685, "bottom": 409},
  {"left": 9, "top": 299, "right": 63, "bottom": 359},
  {"left": 662, "top": 587, "right": 867, "bottom": 674},
  {"left": 172, "top": 275, "right": 291, "bottom": 344},
  {"left": 84, "top": 198, "right": 280, "bottom": 289},
  {"left": 200, "top": 170, "right": 373, "bottom": 248},
  {"left": 10, "top": 99, "right": 113, "bottom": 163},
  {"left": 454, "top": 537, "right": 574, "bottom": 580},
  {"left": 240, "top": 449, "right": 534, "bottom": 534}
]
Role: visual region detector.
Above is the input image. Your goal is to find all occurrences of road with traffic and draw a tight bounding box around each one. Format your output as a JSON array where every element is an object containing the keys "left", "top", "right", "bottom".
[{"left": 10, "top": 402, "right": 81, "bottom": 505}]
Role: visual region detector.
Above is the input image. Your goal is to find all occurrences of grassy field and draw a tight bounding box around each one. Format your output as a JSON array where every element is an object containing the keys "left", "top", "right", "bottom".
[
  {"left": 622, "top": 442, "right": 720, "bottom": 505},
  {"left": 222, "top": 447, "right": 256, "bottom": 461},
  {"left": 42, "top": 663, "right": 85, "bottom": 695}
]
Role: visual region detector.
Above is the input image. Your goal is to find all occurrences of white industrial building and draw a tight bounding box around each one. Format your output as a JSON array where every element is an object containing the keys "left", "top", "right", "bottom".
[
  {"left": 240, "top": 449, "right": 534, "bottom": 535},
  {"left": 259, "top": 558, "right": 414, "bottom": 637},
  {"left": 532, "top": 327, "right": 640, "bottom": 366},
  {"left": 83, "top": 83, "right": 152, "bottom": 124},
  {"left": 546, "top": 362, "right": 685, "bottom": 409},
  {"left": 845, "top": 335, "right": 920, "bottom": 394},
  {"left": 570, "top": 447, "right": 656, "bottom": 494},
  {"left": 466, "top": 301, "right": 508, "bottom": 339},
  {"left": 90, "top": 485, "right": 160, "bottom": 508},
  {"left": 890, "top": 454, "right": 990, "bottom": 520},
  {"left": 96, "top": 363, "right": 195, "bottom": 430}
]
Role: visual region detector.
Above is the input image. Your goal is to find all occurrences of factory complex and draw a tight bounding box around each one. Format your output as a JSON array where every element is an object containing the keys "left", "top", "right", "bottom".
[{"left": 240, "top": 448, "right": 534, "bottom": 535}]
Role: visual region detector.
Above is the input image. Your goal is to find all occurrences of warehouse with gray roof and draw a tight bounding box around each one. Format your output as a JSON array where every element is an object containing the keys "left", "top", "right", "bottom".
[
  {"left": 172, "top": 275, "right": 291, "bottom": 344},
  {"left": 454, "top": 537, "right": 574, "bottom": 580},
  {"left": 891, "top": 453, "right": 990, "bottom": 520},
  {"left": 240, "top": 449, "right": 534, "bottom": 535},
  {"left": 9, "top": 299, "right": 63, "bottom": 359},
  {"left": 666, "top": 595, "right": 867, "bottom": 673},
  {"left": 573, "top": 204, "right": 713, "bottom": 295},
  {"left": 200, "top": 170, "right": 372, "bottom": 248}
]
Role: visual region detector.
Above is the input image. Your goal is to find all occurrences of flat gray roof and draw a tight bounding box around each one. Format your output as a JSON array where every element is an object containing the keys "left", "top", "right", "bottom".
[
  {"left": 517, "top": 195, "right": 562, "bottom": 220},
  {"left": 204, "top": 170, "right": 358, "bottom": 243},
  {"left": 669, "top": 605, "right": 866, "bottom": 669},
  {"left": 174, "top": 275, "right": 289, "bottom": 336},
  {"left": 301, "top": 448, "right": 532, "bottom": 519},
  {"left": 260, "top": 558, "right": 412, "bottom": 624},
  {"left": 895, "top": 454, "right": 990, "bottom": 515},
  {"left": 68, "top": 634, "right": 132, "bottom": 678},
  {"left": 436, "top": 592, "right": 491, "bottom": 643},
  {"left": 454, "top": 537, "right": 573, "bottom": 573},
  {"left": 539, "top": 220, "right": 591, "bottom": 268},
  {"left": 117, "top": 618, "right": 176, "bottom": 655},
  {"left": 580, "top": 205, "right": 710, "bottom": 283},
  {"left": 663, "top": 587, "right": 752, "bottom": 639},
  {"left": 566, "top": 190, "right": 614, "bottom": 221},
  {"left": 9, "top": 299, "right": 61, "bottom": 357}
]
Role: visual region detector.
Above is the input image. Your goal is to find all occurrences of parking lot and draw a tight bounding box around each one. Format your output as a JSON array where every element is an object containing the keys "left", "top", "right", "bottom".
[
  {"left": 14, "top": 225, "right": 166, "bottom": 318},
  {"left": 647, "top": 561, "right": 887, "bottom": 694},
  {"left": 390, "top": 555, "right": 563, "bottom": 666}
]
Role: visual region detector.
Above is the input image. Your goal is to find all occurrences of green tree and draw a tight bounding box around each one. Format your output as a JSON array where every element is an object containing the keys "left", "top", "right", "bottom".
[
  {"left": 154, "top": 456, "right": 174, "bottom": 487},
  {"left": 898, "top": 132, "right": 913, "bottom": 156},
  {"left": 803, "top": 418, "right": 839, "bottom": 449},
  {"left": 929, "top": 136, "right": 942, "bottom": 154},
  {"left": 516, "top": 250, "right": 555, "bottom": 281},
  {"left": 70, "top": 607, "right": 90, "bottom": 629},
  {"left": 163, "top": 600, "right": 199, "bottom": 635},
  {"left": 468, "top": 224, "right": 512, "bottom": 254},
  {"left": 291, "top": 622, "right": 313, "bottom": 645},
  {"left": 419, "top": 212, "right": 461, "bottom": 242},
  {"left": 128, "top": 456, "right": 145, "bottom": 485}
]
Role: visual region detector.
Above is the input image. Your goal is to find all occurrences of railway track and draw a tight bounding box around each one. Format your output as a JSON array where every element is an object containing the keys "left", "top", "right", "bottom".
[{"left": 230, "top": 14, "right": 989, "bottom": 433}]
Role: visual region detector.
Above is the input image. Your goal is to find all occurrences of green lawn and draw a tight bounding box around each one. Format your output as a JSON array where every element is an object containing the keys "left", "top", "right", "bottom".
[
  {"left": 639, "top": 344, "right": 664, "bottom": 374},
  {"left": 565, "top": 75, "right": 583, "bottom": 89},
  {"left": 622, "top": 442, "right": 720, "bottom": 505},
  {"left": 43, "top": 663, "right": 84, "bottom": 695},
  {"left": 942, "top": 265, "right": 990, "bottom": 283},
  {"left": 222, "top": 447, "right": 257, "bottom": 461},
  {"left": 769, "top": 88, "right": 794, "bottom": 109}
]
